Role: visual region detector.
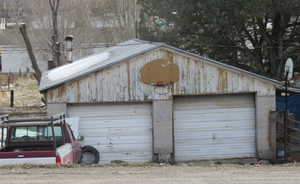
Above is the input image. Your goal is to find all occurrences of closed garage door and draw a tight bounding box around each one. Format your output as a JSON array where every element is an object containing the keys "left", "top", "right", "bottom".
[
  {"left": 174, "top": 94, "right": 256, "bottom": 161},
  {"left": 68, "top": 103, "right": 153, "bottom": 163}
]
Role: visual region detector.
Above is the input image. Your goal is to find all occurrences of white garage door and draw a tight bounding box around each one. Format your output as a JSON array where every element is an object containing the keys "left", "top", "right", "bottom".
[
  {"left": 68, "top": 103, "right": 153, "bottom": 163},
  {"left": 174, "top": 94, "right": 256, "bottom": 161}
]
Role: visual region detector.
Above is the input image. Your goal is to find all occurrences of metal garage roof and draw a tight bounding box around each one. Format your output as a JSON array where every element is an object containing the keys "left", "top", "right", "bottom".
[
  {"left": 39, "top": 39, "right": 282, "bottom": 91},
  {"left": 39, "top": 39, "right": 163, "bottom": 91}
]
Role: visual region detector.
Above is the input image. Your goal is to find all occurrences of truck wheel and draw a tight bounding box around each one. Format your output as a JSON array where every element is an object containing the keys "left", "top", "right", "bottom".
[{"left": 80, "top": 146, "right": 99, "bottom": 164}]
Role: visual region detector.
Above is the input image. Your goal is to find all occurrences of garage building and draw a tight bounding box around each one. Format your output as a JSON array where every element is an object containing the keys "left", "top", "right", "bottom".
[{"left": 40, "top": 39, "right": 281, "bottom": 163}]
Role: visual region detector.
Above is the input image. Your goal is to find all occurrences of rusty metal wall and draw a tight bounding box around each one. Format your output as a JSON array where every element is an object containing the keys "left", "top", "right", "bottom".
[{"left": 46, "top": 47, "right": 276, "bottom": 103}]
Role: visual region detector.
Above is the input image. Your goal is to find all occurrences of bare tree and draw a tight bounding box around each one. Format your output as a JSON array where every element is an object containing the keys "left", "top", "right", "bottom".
[
  {"left": 8, "top": 0, "right": 138, "bottom": 79},
  {"left": 49, "top": 0, "right": 61, "bottom": 66}
]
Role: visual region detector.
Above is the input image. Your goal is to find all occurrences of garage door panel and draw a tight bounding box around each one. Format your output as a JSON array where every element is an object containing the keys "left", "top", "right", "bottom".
[
  {"left": 84, "top": 136, "right": 152, "bottom": 146},
  {"left": 175, "top": 120, "right": 255, "bottom": 129},
  {"left": 176, "top": 127, "right": 255, "bottom": 133},
  {"left": 68, "top": 103, "right": 153, "bottom": 163},
  {"left": 176, "top": 150, "right": 255, "bottom": 160},
  {"left": 78, "top": 132, "right": 152, "bottom": 139},
  {"left": 175, "top": 107, "right": 255, "bottom": 113},
  {"left": 176, "top": 124, "right": 255, "bottom": 133},
  {"left": 78, "top": 115, "right": 152, "bottom": 121},
  {"left": 79, "top": 120, "right": 152, "bottom": 129},
  {"left": 175, "top": 117, "right": 254, "bottom": 123},
  {"left": 176, "top": 146, "right": 256, "bottom": 154},
  {"left": 79, "top": 134, "right": 152, "bottom": 143},
  {"left": 83, "top": 144, "right": 152, "bottom": 153},
  {"left": 94, "top": 144, "right": 153, "bottom": 152},
  {"left": 175, "top": 108, "right": 255, "bottom": 121},
  {"left": 177, "top": 144, "right": 256, "bottom": 152},
  {"left": 174, "top": 95, "right": 256, "bottom": 161},
  {"left": 100, "top": 152, "right": 153, "bottom": 163},
  {"left": 79, "top": 127, "right": 152, "bottom": 136},
  {"left": 175, "top": 130, "right": 256, "bottom": 139},
  {"left": 175, "top": 138, "right": 255, "bottom": 146}
]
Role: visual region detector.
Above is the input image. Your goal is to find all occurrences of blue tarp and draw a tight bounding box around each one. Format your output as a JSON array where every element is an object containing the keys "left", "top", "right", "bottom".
[{"left": 276, "top": 94, "right": 300, "bottom": 121}]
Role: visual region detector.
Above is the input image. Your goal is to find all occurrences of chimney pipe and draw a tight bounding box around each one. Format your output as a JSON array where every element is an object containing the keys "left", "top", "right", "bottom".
[
  {"left": 48, "top": 60, "right": 56, "bottom": 70},
  {"left": 65, "top": 35, "right": 73, "bottom": 63}
]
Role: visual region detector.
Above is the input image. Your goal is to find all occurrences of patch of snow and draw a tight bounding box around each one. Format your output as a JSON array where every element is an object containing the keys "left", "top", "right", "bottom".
[{"left": 47, "top": 52, "right": 110, "bottom": 81}]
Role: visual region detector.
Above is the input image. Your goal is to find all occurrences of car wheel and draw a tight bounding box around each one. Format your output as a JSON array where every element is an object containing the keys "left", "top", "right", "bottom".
[{"left": 80, "top": 145, "right": 99, "bottom": 164}]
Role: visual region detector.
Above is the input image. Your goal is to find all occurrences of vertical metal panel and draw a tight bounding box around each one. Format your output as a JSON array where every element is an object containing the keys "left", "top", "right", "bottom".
[
  {"left": 174, "top": 94, "right": 256, "bottom": 161},
  {"left": 67, "top": 103, "right": 153, "bottom": 163}
]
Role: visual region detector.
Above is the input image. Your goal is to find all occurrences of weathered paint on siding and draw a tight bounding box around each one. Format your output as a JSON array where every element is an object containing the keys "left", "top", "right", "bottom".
[{"left": 46, "top": 48, "right": 276, "bottom": 103}]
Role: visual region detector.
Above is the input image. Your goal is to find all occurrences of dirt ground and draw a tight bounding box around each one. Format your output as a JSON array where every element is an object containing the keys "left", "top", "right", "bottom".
[{"left": 0, "top": 163, "right": 300, "bottom": 184}]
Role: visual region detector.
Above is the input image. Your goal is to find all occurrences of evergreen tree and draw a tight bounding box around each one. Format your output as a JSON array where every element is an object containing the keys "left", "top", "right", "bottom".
[{"left": 139, "top": 0, "right": 300, "bottom": 79}]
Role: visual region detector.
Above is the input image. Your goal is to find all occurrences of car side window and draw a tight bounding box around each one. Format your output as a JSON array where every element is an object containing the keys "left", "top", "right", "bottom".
[
  {"left": 10, "top": 126, "right": 63, "bottom": 142},
  {"left": 11, "top": 127, "right": 38, "bottom": 141}
]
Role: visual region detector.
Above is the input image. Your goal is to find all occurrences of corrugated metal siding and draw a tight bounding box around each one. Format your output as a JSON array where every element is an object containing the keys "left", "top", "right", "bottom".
[
  {"left": 47, "top": 48, "right": 276, "bottom": 103},
  {"left": 67, "top": 103, "right": 153, "bottom": 163},
  {"left": 174, "top": 94, "right": 256, "bottom": 161}
]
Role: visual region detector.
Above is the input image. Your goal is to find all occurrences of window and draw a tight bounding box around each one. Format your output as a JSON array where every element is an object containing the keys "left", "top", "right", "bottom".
[
  {"left": 10, "top": 126, "right": 63, "bottom": 142},
  {"left": 14, "top": 126, "right": 37, "bottom": 139}
]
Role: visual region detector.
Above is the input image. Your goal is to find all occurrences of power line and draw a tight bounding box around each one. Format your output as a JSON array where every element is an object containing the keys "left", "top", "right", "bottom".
[
  {"left": 0, "top": 42, "right": 150, "bottom": 52},
  {"left": 0, "top": 42, "right": 299, "bottom": 53}
]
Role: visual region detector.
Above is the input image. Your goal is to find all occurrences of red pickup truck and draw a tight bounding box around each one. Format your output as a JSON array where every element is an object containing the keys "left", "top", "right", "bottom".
[{"left": 0, "top": 115, "right": 81, "bottom": 165}]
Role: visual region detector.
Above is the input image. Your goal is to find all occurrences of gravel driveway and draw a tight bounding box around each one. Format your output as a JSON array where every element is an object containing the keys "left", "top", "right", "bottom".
[{"left": 0, "top": 163, "right": 300, "bottom": 184}]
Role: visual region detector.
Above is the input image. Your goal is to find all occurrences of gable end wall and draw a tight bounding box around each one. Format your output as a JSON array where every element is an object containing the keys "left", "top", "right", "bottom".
[{"left": 46, "top": 48, "right": 276, "bottom": 103}]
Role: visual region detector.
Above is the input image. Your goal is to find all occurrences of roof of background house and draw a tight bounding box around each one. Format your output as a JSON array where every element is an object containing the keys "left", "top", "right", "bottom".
[
  {"left": 39, "top": 39, "right": 282, "bottom": 91},
  {"left": 278, "top": 87, "right": 300, "bottom": 93}
]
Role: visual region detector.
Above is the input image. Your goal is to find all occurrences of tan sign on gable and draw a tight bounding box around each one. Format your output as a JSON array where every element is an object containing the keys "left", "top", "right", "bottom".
[{"left": 140, "top": 59, "right": 180, "bottom": 86}]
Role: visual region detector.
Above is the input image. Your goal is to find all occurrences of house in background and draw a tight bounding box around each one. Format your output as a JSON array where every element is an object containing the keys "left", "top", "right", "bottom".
[
  {"left": 0, "top": 46, "right": 47, "bottom": 73},
  {"left": 0, "top": 0, "right": 139, "bottom": 74},
  {"left": 0, "top": 45, "right": 109, "bottom": 74},
  {"left": 40, "top": 39, "right": 281, "bottom": 163}
]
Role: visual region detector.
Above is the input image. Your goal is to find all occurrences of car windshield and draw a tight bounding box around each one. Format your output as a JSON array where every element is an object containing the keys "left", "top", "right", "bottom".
[{"left": 10, "top": 125, "right": 63, "bottom": 142}]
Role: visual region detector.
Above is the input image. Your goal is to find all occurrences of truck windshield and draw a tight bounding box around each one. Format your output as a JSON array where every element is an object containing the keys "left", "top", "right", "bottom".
[{"left": 10, "top": 126, "right": 63, "bottom": 142}]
